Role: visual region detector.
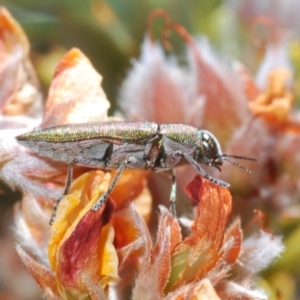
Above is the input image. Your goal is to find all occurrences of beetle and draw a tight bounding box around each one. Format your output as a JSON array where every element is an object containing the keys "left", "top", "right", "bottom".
[{"left": 16, "top": 121, "right": 256, "bottom": 224}]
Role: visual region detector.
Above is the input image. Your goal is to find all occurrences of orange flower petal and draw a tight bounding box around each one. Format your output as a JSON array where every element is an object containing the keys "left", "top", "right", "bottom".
[
  {"left": 113, "top": 185, "right": 152, "bottom": 249},
  {"left": 0, "top": 7, "right": 29, "bottom": 53},
  {"left": 41, "top": 48, "right": 110, "bottom": 127},
  {"left": 110, "top": 170, "right": 149, "bottom": 209},
  {"left": 248, "top": 68, "right": 293, "bottom": 124},
  {"left": 166, "top": 176, "right": 232, "bottom": 291},
  {"left": 0, "top": 7, "right": 41, "bottom": 117}
]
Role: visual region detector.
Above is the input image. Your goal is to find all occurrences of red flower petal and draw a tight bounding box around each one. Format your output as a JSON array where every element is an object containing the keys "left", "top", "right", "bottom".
[{"left": 56, "top": 198, "right": 117, "bottom": 293}]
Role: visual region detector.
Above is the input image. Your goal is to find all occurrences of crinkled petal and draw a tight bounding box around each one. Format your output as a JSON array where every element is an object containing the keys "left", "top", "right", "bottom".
[
  {"left": 48, "top": 171, "right": 119, "bottom": 297},
  {"left": 166, "top": 176, "right": 232, "bottom": 291},
  {"left": 223, "top": 218, "right": 243, "bottom": 265},
  {"left": 132, "top": 207, "right": 178, "bottom": 299}
]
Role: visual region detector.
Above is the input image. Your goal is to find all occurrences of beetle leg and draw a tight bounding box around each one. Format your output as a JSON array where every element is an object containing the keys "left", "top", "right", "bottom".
[
  {"left": 91, "top": 157, "right": 135, "bottom": 211},
  {"left": 182, "top": 153, "right": 230, "bottom": 188},
  {"left": 169, "top": 168, "right": 177, "bottom": 217},
  {"left": 50, "top": 159, "right": 75, "bottom": 225},
  {"left": 49, "top": 157, "right": 108, "bottom": 225},
  {"left": 143, "top": 135, "right": 161, "bottom": 168}
]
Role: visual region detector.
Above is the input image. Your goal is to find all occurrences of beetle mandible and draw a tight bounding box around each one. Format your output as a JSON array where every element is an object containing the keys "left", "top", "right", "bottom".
[{"left": 16, "top": 121, "right": 256, "bottom": 224}]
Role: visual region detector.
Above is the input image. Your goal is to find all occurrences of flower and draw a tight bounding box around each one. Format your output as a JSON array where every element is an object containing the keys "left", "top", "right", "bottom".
[
  {"left": 130, "top": 176, "right": 284, "bottom": 299},
  {"left": 17, "top": 171, "right": 119, "bottom": 299},
  {"left": 248, "top": 68, "right": 293, "bottom": 124},
  {"left": 16, "top": 168, "right": 151, "bottom": 299},
  {"left": 49, "top": 171, "right": 119, "bottom": 297}
]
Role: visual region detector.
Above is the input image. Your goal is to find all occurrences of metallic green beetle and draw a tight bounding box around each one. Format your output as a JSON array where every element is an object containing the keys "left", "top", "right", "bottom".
[{"left": 16, "top": 121, "right": 256, "bottom": 224}]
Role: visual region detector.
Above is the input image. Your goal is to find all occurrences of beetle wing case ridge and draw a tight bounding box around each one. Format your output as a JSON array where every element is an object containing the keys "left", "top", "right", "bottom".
[{"left": 16, "top": 121, "right": 159, "bottom": 143}]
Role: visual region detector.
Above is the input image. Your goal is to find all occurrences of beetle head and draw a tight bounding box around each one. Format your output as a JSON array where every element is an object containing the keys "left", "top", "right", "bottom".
[
  {"left": 196, "top": 130, "right": 258, "bottom": 174},
  {"left": 197, "top": 130, "right": 223, "bottom": 171}
]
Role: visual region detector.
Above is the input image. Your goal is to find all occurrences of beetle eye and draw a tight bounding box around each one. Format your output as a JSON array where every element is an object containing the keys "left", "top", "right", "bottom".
[
  {"left": 202, "top": 132, "right": 210, "bottom": 141},
  {"left": 199, "top": 130, "right": 222, "bottom": 159}
]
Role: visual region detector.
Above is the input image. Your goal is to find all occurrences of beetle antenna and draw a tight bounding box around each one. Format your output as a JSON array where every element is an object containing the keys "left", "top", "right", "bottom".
[
  {"left": 222, "top": 157, "right": 254, "bottom": 174},
  {"left": 221, "top": 154, "right": 258, "bottom": 162}
]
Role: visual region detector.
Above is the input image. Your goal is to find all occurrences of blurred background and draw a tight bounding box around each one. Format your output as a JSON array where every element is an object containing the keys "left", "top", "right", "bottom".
[
  {"left": 2, "top": 0, "right": 294, "bottom": 110},
  {"left": 1, "top": 0, "right": 300, "bottom": 107},
  {"left": 0, "top": 0, "right": 300, "bottom": 299}
]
